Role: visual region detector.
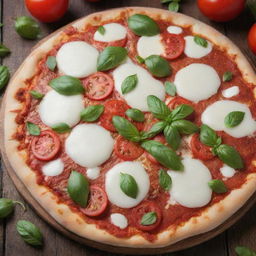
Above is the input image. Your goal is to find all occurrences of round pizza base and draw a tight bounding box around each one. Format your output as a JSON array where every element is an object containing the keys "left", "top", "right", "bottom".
[{"left": 1, "top": 7, "right": 256, "bottom": 253}]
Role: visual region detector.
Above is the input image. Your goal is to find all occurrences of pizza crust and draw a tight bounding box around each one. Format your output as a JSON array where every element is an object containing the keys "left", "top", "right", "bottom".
[{"left": 1, "top": 7, "right": 256, "bottom": 248}]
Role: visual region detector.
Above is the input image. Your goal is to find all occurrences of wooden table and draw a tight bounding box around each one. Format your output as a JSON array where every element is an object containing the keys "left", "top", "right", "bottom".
[{"left": 0, "top": 0, "right": 256, "bottom": 255}]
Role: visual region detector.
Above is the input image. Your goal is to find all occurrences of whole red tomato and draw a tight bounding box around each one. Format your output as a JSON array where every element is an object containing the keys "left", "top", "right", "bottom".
[
  {"left": 25, "top": 0, "right": 69, "bottom": 23},
  {"left": 197, "top": 0, "right": 246, "bottom": 22},
  {"left": 248, "top": 23, "right": 256, "bottom": 55}
]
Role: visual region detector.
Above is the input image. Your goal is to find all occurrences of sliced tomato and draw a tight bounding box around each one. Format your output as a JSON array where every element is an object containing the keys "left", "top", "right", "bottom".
[
  {"left": 83, "top": 72, "right": 114, "bottom": 100},
  {"left": 31, "top": 130, "right": 60, "bottom": 161},
  {"left": 146, "top": 135, "right": 166, "bottom": 164},
  {"left": 114, "top": 136, "right": 144, "bottom": 161},
  {"left": 190, "top": 134, "right": 214, "bottom": 161},
  {"left": 81, "top": 185, "right": 108, "bottom": 217},
  {"left": 131, "top": 201, "right": 162, "bottom": 232},
  {"left": 93, "top": 37, "right": 127, "bottom": 51}
]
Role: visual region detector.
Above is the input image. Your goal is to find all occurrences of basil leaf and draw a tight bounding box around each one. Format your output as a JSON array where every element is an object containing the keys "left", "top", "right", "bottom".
[
  {"left": 194, "top": 35, "right": 208, "bottom": 48},
  {"left": 159, "top": 169, "right": 172, "bottom": 191},
  {"left": 171, "top": 120, "right": 199, "bottom": 134},
  {"left": 223, "top": 71, "right": 233, "bottom": 82},
  {"left": 121, "top": 74, "right": 138, "bottom": 94},
  {"left": 165, "top": 81, "right": 176, "bottom": 96},
  {"left": 0, "top": 198, "right": 14, "bottom": 218},
  {"left": 0, "top": 65, "right": 10, "bottom": 90},
  {"left": 200, "top": 124, "right": 219, "bottom": 147},
  {"left": 147, "top": 95, "right": 171, "bottom": 120},
  {"left": 128, "top": 14, "right": 160, "bottom": 36},
  {"left": 140, "top": 121, "right": 167, "bottom": 140},
  {"left": 29, "top": 90, "right": 44, "bottom": 99},
  {"left": 0, "top": 23, "right": 3, "bottom": 28},
  {"left": 67, "top": 171, "right": 89, "bottom": 207},
  {"left": 112, "top": 116, "right": 141, "bottom": 142},
  {"left": 51, "top": 123, "right": 71, "bottom": 133},
  {"left": 216, "top": 144, "right": 244, "bottom": 169},
  {"left": 16, "top": 220, "right": 43, "bottom": 247},
  {"left": 80, "top": 105, "right": 104, "bottom": 122},
  {"left": 136, "top": 55, "right": 145, "bottom": 64},
  {"left": 0, "top": 44, "right": 11, "bottom": 57},
  {"left": 141, "top": 140, "right": 183, "bottom": 170},
  {"left": 208, "top": 179, "right": 228, "bottom": 194},
  {"left": 97, "top": 25, "right": 105, "bottom": 35},
  {"left": 169, "top": 2, "right": 179, "bottom": 12},
  {"left": 164, "top": 125, "right": 181, "bottom": 150},
  {"left": 235, "top": 246, "right": 256, "bottom": 256},
  {"left": 224, "top": 111, "right": 245, "bottom": 128},
  {"left": 46, "top": 56, "right": 57, "bottom": 71},
  {"left": 126, "top": 108, "right": 145, "bottom": 122},
  {"left": 161, "top": 0, "right": 172, "bottom": 3},
  {"left": 97, "top": 46, "right": 127, "bottom": 71},
  {"left": 145, "top": 55, "right": 171, "bottom": 78},
  {"left": 49, "top": 75, "right": 84, "bottom": 95},
  {"left": 26, "top": 122, "right": 40, "bottom": 136},
  {"left": 120, "top": 173, "right": 138, "bottom": 199},
  {"left": 15, "top": 16, "right": 41, "bottom": 40},
  {"left": 141, "top": 212, "right": 157, "bottom": 226},
  {"left": 170, "top": 104, "right": 194, "bottom": 121}
]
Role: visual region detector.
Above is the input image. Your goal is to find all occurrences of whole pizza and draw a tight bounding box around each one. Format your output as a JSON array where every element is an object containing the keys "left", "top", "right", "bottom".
[{"left": 2, "top": 7, "right": 256, "bottom": 249}]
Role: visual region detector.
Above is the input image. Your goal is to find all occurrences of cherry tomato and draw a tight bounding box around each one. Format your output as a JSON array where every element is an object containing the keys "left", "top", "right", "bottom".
[
  {"left": 248, "top": 24, "right": 256, "bottom": 55},
  {"left": 31, "top": 130, "right": 60, "bottom": 161},
  {"left": 146, "top": 135, "right": 166, "bottom": 164},
  {"left": 81, "top": 185, "right": 108, "bottom": 217},
  {"left": 25, "top": 0, "right": 69, "bottom": 23},
  {"left": 131, "top": 201, "right": 162, "bottom": 232},
  {"left": 190, "top": 134, "right": 214, "bottom": 161},
  {"left": 197, "top": 0, "right": 246, "bottom": 22},
  {"left": 83, "top": 72, "right": 114, "bottom": 100}
]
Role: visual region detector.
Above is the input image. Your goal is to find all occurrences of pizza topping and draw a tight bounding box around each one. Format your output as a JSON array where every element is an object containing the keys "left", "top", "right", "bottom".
[
  {"left": 65, "top": 124, "right": 114, "bottom": 168},
  {"left": 97, "top": 26, "right": 105, "bottom": 35},
  {"left": 224, "top": 111, "right": 245, "bottom": 128},
  {"left": 121, "top": 74, "right": 138, "bottom": 94},
  {"left": 174, "top": 63, "right": 220, "bottom": 102},
  {"left": 42, "top": 158, "right": 64, "bottom": 176},
  {"left": 110, "top": 213, "right": 128, "bottom": 229},
  {"left": 80, "top": 105, "right": 104, "bottom": 122},
  {"left": 46, "top": 56, "right": 57, "bottom": 71},
  {"left": 56, "top": 41, "right": 99, "bottom": 78},
  {"left": 165, "top": 81, "right": 176, "bottom": 96},
  {"left": 159, "top": 169, "right": 172, "bottom": 191},
  {"left": 167, "top": 25, "right": 183, "bottom": 34},
  {"left": 208, "top": 179, "right": 228, "bottom": 194},
  {"left": 220, "top": 165, "right": 236, "bottom": 178},
  {"left": 125, "top": 108, "right": 145, "bottom": 122},
  {"left": 26, "top": 122, "right": 40, "bottom": 136},
  {"left": 105, "top": 161, "right": 150, "bottom": 208},
  {"left": 51, "top": 123, "right": 71, "bottom": 134},
  {"left": 86, "top": 167, "right": 100, "bottom": 180},
  {"left": 136, "top": 55, "right": 145, "bottom": 64},
  {"left": 141, "top": 212, "right": 157, "bottom": 226},
  {"left": 30, "top": 90, "right": 44, "bottom": 99},
  {"left": 222, "top": 86, "right": 239, "bottom": 98},
  {"left": 194, "top": 35, "right": 208, "bottom": 48},
  {"left": 222, "top": 71, "right": 233, "bottom": 82},
  {"left": 120, "top": 172, "right": 139, "bottom": 199}
]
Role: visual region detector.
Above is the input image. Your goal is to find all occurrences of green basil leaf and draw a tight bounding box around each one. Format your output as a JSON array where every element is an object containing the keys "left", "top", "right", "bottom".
[
  {"left": 136, "top": 55, "right": 145, "bottom": 64},
  {"left": 26, "top": 122, "right": 40, "bottom": 136},
  {"left": 120, "top": 173, "right": 138, "bottom": 199},
  {"left": 208, "top": 179, "right": 228, "bottom": 194},
  {"left": 51, "top": 123, "right": 71, "bottom": 133},
  {"left": 235, "top": 246, "right": 256, "bottom": 256},
  {"left": 168, "top": 2, "right": 179, "bottom": 12},
  {"left": 216, "top": 144, "right": 244, "bottom": 169},
  {"left": 80, "top": 105, "right": 104, "bottom": 122},
  {"left": 46, "top": 56, "right": 57, "bottom": 71},
  {"left": 121, "top": 74, "right": 138, "bottom": 94},
  {"left": 165, "top": 81, "right": 176, "bottom": 96},
  {"left": 224, "top": 111, "right": 245, "bottom": 128},
  {"left": 67, "top": 171, "right": 89, "bottom": 207},
  {"left": 171, "top": 120, "right": 199, "bottom": 134},
  {"left": 200, "top": 124, "right": 219, "bottom": 147},
  {"left": 126, "top": 108, "right": 145, "bottom": 122},
  {"left": 0, "top": 198, "right": 14, "bottom": 218},
  {"left": 147, "top": 95, "right": 171, "bottom": 120},
  {"left": 141, "top": 140, "right": 183, "bottom": 170},
  {"left": 128, "top": 14, "right": 160, "bottom": 36},
  {"left": 29, "top": 90, "right": 44, "bottom": 99},
  {"left": 222, "top": 71, "right": 233, "bottom": 82},
  {"left": 16, "top": 220, "right": 43, "bottom": 247},
  {"left": 141, "top": 212, "right": 157, "bottom": 226},
  {"left": 159, "top": 169, "right": 172, "bottom": 191},
  {"left": 97, "top": 46, "right": 127, "bottom": 71},
  {"left": 170, "top": 104, "right": 194, "bottom": 121},
  {"left": 97, "top": 25, "right": 105, "bottom": 35},
  {"left": 161, "top": 0, "right": 172, "bottom": 3},
  {"left": 49, "top": 75, "right": 84, "bottom": 95},
  {"left": 112, "top": 116, "right": 141, "bottom": 142},
  {"left": 194, "top": 35, "right": 208, "bottom": 48},
  {"left": 145, "top": 55, "right": 171, "bottom": 78},
  {"left": 140, "top": 121, "right": 167, "bottom": 140},
  {"left": 164, "top": 125, "right": 181, "bottom": 150},
  {"left": 0, "top": 65, "right": 10, "bottom": 90},
  {"left": 0, "top": 44, "right": 11, "bottom": 57},
  {"left": 15, "top": 16, "right": 41, "bottom": 40}
]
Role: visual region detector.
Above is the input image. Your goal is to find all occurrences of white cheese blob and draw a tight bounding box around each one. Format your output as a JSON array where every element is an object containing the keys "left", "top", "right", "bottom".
[
  {"left": 174, "top": 63, "right": 221, "bottom": 102},
  {"left": 113, "top": 62, "right": 165, "bottom": 111},
  {"left": 56, "top": 41, "right": 99, "bottom": 78},
  {"left": 222, "top": 86, "right": 240, "bottom": 98},
  {"left": 184, "top": 36, "right": 212, "bottom": 58},
  {"left": 65, "top": 124, "right": 114, "bottom": 168},
  {"left": 201, "top": 100, "right": 256, "bottom": 138},
  {"left": 94, "top": 23, "right": 127, "bottom": 42},
  {"left": 42, "top": 159, "right": 64, "bottom": 176},
  {"left": 105, "top": 161, "right": 150, "bottom": 208},
  {"left": 167, "top": 25, "right": 183, "bottom": 34},
  {"left": 137, "top": 35, "right": 165, "bottom": 59},
  {"left": 39, "top": 90, "right": 84, "bottom": 127},
  {"left": 220, "top": 165, "right": 236, "bottom": 178},
  {"left": 86, "top": 167, "right": 100, "bottom": 180},
  {"left": 168, "top": 158, "right": 212, "bottom": 208},
  {"left": 110, "top": 213, "right": 128, "bottom": 229}
]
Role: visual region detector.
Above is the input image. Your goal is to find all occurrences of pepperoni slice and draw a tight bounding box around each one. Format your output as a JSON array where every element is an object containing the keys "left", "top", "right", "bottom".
[
  {"left": 146, "top": 135, "right": 166, "bottom": 164},
  {"left": 83, "top": 72, "right": 114, "bottom": 100},
  {"left": 114, "top": 136, "right": 144, "bottom": 161},
  {"left": 31, "top": 130, "right": 60, "bottom": 161}
]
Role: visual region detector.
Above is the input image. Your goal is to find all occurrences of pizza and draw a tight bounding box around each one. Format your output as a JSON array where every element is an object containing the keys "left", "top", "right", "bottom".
[{"left": 2, "top": 7, "right": 256, "bottom": 249}]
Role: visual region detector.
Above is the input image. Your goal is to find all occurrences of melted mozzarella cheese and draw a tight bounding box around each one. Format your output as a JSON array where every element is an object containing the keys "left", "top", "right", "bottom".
[
  {"left": 94, "top": 23, "right": 127, "bottom": 42},
  {"left": 184, "top": 36, "right": 212, "bottom": 58},
  {"left": 105, "top": 161, "right": 150, "bottom": 208},
  {"left": 167, "top": 25, "right": 183, "bottom": 34},
  {"left": 174, "top": 63, "right": 220, "bottom": 102},
  {"left": 113, "top": 62, "right": 165, "bottom": 111},
  {"left": 65, "top": 124, "right": 114, "bottom": 168},
  {"left": 168, "top": 158, "right": 212, "bottom": 208},
  {"left": 39, "top": 90, "right": 84, "bottom": 127},
  {"left": 222, "top": 86, "right": 239, "bottom": 98},
  {"left": 56, "top": 41, "right": 99, "bottom": 78},
  {"left": 137, "top": 35, "right": 165, "bottom": 59},
  {"left": 220, "top": 165, "right": 236, "bottom": 178},
  {"left": 201, "top": 100, "right": 256, "bottom": 138},
  {"left": 86, "top": 167, "right": 100, "bottom": 180},
  {"left": 42, "top": 159, "right": 64, "bottom": 176},
  {"left": 110, "top": 213, "right": 128, "bottom": 229}
]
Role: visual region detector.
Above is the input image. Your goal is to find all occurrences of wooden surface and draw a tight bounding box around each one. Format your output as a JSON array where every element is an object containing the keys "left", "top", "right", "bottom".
[{"left": 0, "top": 0, "right": 256, "bottom": 255}]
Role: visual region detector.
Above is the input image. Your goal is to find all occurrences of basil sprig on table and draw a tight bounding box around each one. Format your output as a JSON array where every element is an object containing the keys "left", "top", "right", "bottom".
[
  {"left": 120, "top": 173, "right": 138, "bottom": 199},
  {"left": 224, "top": 111, "right": 245, "bottom": 128},
  {"left": 0, "top": 44, "right": 11, "bottom": 57},
  {"left": 97, "top": 25, "right": 105, "bottom": 35},
  {"left": 51, "top": 123, "right": 71, "bottom": 134},
  {"left": 30, "top": 90, "right": 44, "bottom": 99},
  {"left": 26, "top": 122, "right": 40, "bottom": 136},
  {"left": 141, "top": 212, "right": 157, "bottom": 226},
  {"left": 121, "top": 74, "right": 138, "bottom": 94},
  {"left": 169, "top": 2, "right": 180, "bottom": 12},
  {"left": 145, "top": 55, "right": 171, "bottom": 78},
  {"left": 80, "top": 105, "right": 104, "bottom": 122},
  {"left": 46, "top": 56, "right": 57, "bottom": 71},
  {"left": 0, "top": 198, "right": 26, "bottom": 219},
  {"left": 208, "top": 179, "right": 228, "bottom": 194},
  {"left": 223, "top": 71, "right": 233, "bottom": 82},
  {"left": 159, "top": 169, "right": 172, "bottom": 191},
  {"left": 194, "top": 35, "right": 208, "bottom": 48},
  {"left": 0, "top": 65, "right": 10, "bottom": 89},
  {"left": 235, "top": 246, "right": 256, "bottom": 256},
  {"left": 126, "top": 108, "right": 145, "bottom": 122},
  {"left": 165, "top": 81, "right": 176, "bottom": 96}
]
